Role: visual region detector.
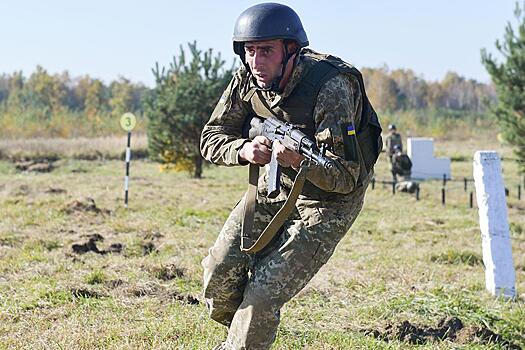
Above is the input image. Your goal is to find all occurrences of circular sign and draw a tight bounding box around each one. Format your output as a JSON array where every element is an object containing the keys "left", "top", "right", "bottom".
[{"left": 120, "top": 113, "right": 137, "bottom": 131}]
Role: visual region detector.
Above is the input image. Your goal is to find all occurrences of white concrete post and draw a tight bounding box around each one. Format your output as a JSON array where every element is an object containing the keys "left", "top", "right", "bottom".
[{"left": 473, "top": 151, "right": 516, "bottom": 299}]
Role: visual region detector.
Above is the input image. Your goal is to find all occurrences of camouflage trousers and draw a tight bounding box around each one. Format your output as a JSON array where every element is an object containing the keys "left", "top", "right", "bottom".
[{"left": 202, "top": 179, "right": 369, "bottom": 350}]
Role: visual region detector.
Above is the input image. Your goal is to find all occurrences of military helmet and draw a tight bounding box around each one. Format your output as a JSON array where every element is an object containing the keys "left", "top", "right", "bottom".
[
  {"left": 388, "top": 124, "right": 396, "bottom": 130},
  {"left": 233, "top": 3, "right": 309, "bottom": 56}
]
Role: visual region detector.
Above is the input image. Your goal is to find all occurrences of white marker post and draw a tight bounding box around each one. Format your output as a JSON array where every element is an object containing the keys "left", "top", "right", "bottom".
[
  {"left": 473, "top": 151, "right": 516, "bottom": 299},
  {"left": 120, "top": 113, "right": 137, "bottom": 208}
]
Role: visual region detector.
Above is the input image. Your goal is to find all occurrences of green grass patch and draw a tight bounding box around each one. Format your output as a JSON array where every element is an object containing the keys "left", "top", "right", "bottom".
[
  {"left": 430, "top": 250, "right": 483, "bottom": 266},
  {"left": 510, "top": 222, "right": 525, "bottom": 236},
  {"left": 85, "top": 270, "right": 107, "bottom": 285}
]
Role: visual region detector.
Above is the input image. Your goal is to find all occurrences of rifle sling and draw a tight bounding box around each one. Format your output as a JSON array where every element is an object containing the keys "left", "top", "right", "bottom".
[{"left": 241, "top": 163, "right": 307, "bottom": 254}]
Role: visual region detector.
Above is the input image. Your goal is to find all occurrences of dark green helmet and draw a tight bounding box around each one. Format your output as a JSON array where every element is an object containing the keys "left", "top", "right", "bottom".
[{"left": 233, "top": 3, "right": 309, "bottom": 56}]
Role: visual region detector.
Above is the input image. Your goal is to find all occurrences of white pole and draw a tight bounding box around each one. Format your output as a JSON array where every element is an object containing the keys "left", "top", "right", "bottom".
[
  {"left": 120, "top": 113, "right": 137, "bottom": 209},
  {"left": 124, "top": 131, "right": 131, "bottom": 208},
  {"left": 473, "top": 151, "right": 516, "bottom": 299}
]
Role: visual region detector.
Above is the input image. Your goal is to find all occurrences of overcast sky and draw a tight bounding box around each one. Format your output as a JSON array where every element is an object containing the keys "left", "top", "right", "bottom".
[{"left": 0, "top": 0, "right": 518, "bottom": 86}]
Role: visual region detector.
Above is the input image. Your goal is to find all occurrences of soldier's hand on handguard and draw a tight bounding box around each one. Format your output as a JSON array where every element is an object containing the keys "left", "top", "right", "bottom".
[
  {"left": 273, "top": 140, "right": 305, "bottom": 168},
  {"left": 239, "top": 136, "right": 272, "bottom": 165}
]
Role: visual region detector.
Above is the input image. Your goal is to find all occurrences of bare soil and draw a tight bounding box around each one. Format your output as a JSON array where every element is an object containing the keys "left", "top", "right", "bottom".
[{"left": 364, "top": 316, "right": 522, "bottom": 349}]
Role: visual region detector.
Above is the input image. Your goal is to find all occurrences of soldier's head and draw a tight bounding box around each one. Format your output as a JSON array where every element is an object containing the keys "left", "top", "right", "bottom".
[
  {"left": 233, "top": 3, "right": 308, "bottom": 91},
  {"left": 388, "top": 124, "right": 397, "bottom": 133}
]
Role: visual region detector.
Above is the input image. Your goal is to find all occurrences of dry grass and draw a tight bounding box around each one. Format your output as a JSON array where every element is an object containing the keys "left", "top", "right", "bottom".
[
  {"left": 0, "top": 134, "right": 149, "bottom": 161},
  {"left": 0, "top": 136, "right": 523, "bottom": 349}
]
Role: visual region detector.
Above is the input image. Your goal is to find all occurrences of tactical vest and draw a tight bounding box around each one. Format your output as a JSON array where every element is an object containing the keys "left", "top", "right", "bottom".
[{"left": 242, "top": 49, "right": 383, "bottom": 188}]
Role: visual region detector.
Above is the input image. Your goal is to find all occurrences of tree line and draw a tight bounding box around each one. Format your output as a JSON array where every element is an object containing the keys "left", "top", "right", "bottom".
[
  {"left": 0, "top": 66, "right": 148, "bottom": 137},
  {"left": 0, "top": 66, "right": 147, "bottom": 117},
  {"left": 361, "top": 66, "right": 496, "bottom": 113},
  {"left": 0, "top": 64, "right": 496, "bottom": 127}
]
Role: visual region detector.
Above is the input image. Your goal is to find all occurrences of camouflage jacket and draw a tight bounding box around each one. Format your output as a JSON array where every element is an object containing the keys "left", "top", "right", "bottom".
[
  {"left": 385, "top": 132, "right": 402, "bottom": 156},
  {"left": 200, "top": 49, "right": 366, "bottom": 206},
  {"left": 392, "top": 153, "right": 412, "bottom": 176}
]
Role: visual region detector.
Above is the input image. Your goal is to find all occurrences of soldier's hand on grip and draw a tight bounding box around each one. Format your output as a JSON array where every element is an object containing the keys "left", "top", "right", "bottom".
[
  {"left": 273, "top": 140, "right": 305, "bottom": 168},
  {"left": 239, "top": 136, "right": 272, "bottom": 165}
]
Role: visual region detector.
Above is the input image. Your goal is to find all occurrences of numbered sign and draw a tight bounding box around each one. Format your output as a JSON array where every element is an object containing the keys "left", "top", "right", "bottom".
[
  {"left": 120, "top": 112, "right": 136, "bottom": 208},
  {"left": 120, "top": 112, "right": 137, "bottom": 132}
]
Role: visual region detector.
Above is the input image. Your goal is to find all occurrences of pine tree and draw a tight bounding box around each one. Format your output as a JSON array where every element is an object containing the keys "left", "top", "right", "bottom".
[
  {"left": 144, "top": 41, "right": 234, "bottom": 178},
  {"left": 482, "top": 2, "right": 525, "bottom": 173}
]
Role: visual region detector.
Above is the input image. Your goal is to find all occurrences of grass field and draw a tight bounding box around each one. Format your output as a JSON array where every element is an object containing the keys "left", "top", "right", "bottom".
[{"left": 0, "top": 136, "right": 524, "bottom": 349}]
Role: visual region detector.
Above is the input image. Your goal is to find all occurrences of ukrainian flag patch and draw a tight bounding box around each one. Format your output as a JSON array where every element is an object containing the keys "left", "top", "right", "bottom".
[{"left": 340, "top": 122, "right": 359, "bottom": 162}]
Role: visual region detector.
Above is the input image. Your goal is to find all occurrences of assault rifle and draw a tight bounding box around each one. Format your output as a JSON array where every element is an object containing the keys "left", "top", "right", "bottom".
[{"left": 245, "top": 116, "right": 334, "bottom": 198}]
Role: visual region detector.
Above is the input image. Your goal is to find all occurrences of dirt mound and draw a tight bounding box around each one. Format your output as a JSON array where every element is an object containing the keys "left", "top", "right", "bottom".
[
  {"left": 70, "top": 287, "right": 104, "bottom": 299},
  {"left": 128, "top": 282, "right": 160, "bottom": 297},
  {"left": 15, "top": 160, "right": 55, "bottom": 173},
  {"left": 456, "top": 325, "right": 522, "bottom": 349},
  {"left": 72, "top": 237, "right": 102, "bottom": 254},
  {"left": 82, "top": 233, "right": 104, "bottom": 242},
  {"left": 71, "top": 234, "right": 123, "bottom": 255},
  {"left": 125, "top": 283, "right": 199, "bottom": 305},
  {"left": 141, "top": 241, "right": 157, "bottom": 255},
  {"left": 107, "top": 243, "right": 123, "bottom": 253},
  {"left": 364, "top": 317, "right": 520, "bottom": 349},
  {"left": 105, "top": 279, "right": 126, "bottom": 288},
  {"left": 169, "top": 291, "right": 199, "bottom": 305},
  {"left": 143, "top": 231, "right": 164, "bottom": 240},
  {"left": 151, "top": 264, "right": 186, "bottom": 281},
  {"left": 64, "top": 197, "right": 110, "bottom": 215},
  {"left": 45, "top": 187, "right": 67, "bottom": 194}
]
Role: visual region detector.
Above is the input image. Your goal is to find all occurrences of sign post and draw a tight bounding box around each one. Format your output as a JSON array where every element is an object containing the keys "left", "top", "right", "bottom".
[{"left": 120, "top": 113, "right": 137, "bottom": 208}]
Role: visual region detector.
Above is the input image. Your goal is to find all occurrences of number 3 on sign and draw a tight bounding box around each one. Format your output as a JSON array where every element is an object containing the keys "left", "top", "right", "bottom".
[{"left": 120, "top": 113, "right": 137, "bottom": 131}]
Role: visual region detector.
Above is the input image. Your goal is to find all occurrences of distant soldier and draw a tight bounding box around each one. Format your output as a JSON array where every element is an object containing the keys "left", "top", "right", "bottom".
[
  {"left": 385, "top": 124, "right": 402, "bottom": 162},
  {"left": 391, "top": 144, "right": 412, "bottom": 181},
  {"left": 391, "top": 145, "right": 419, "bottom": 193}
]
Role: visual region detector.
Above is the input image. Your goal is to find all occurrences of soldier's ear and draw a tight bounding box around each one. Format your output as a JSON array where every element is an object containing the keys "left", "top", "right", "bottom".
[{"left": 284, "top": 40, "right": 299, "bottom": 54}]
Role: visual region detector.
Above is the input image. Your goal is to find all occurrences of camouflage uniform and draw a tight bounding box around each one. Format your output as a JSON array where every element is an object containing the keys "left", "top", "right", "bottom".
[
  {"left": 391, "top": 152, "right": 412, "bottom": 180},
  {"left": 385, "top": 132, "right": 402, "bottom": 160},
  {"left": 200, "top": 49, "right": 373, "bottom": 350}
]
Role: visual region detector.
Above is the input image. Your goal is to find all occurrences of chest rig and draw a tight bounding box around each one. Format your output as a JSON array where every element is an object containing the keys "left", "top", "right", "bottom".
[{"left": 241, "top": 49, "right": 382, "bottom": 184}]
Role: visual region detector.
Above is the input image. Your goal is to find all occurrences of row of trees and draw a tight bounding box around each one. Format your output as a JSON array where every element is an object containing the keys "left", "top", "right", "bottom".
[
  {"left": 362, "top": 67, "right": 496, "bottom": 113},
  {"left": 0, "top": 66, "right": 147, "bottom": 119},
  {"left": 0, "top": 65, "right": 495, "bottom": 118}
]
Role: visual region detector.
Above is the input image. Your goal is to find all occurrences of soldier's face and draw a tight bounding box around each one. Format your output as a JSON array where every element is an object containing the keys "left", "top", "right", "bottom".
[{"left": 244, "top": 40, "right": 284, "bottom": 88}]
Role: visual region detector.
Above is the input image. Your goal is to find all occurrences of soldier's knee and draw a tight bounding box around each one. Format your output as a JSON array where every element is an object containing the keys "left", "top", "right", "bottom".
[
  {"left": 206, "top": 298, "right": 236, "bottom": 327},
  {"left": 242, "top": 288, "right": 283, "bottom": 314}
]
